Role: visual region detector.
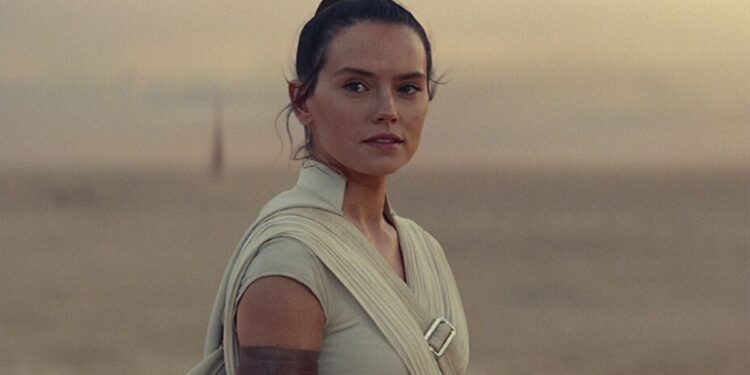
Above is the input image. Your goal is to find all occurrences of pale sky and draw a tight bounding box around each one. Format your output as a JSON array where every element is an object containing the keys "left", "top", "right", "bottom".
[{"left": 1, "top": 0, "right": 748, "bottom": 169}]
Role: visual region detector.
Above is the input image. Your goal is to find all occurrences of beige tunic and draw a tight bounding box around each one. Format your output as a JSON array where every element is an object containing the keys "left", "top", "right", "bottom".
[
  {"left": 240, "top": 237, "right": 409, "bottom": 374},
  {"left": 200, "top": 160, "right": 469, "bottom": 375}
]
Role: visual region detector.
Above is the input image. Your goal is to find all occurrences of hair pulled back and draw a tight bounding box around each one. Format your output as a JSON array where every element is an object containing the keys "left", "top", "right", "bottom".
[{"left": 283, "top": 0, "right": 436, "bottom": 160}]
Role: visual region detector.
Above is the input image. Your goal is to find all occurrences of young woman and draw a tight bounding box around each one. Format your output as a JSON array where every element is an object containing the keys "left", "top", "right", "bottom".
[{"left": 193, "top": 1, "right": 469, "bottom": 374}]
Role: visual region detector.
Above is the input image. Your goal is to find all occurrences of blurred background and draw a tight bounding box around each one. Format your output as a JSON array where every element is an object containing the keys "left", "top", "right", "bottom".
[{"left": 1, "top": 1, "right": 748, "bottom": 374}]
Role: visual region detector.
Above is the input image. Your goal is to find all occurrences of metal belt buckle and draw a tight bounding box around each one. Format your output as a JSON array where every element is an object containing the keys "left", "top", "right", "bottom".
[{"left": 424, "top": 317, "right": 456, "bottom": 357}]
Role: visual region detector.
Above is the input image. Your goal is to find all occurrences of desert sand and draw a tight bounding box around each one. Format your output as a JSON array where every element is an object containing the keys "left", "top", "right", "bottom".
[{"left": 1, "top": 164, "right": 747, "bottom": 374}]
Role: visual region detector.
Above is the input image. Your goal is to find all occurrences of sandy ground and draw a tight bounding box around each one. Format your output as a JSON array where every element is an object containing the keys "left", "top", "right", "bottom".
[{"left": 1, "top": 164, "right": 748, "bottom": 374}]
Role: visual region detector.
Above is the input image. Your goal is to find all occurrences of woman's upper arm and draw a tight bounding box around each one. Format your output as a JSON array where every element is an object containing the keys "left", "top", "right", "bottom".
[{"left": 236, "top": 275, "right": 325, "bottom": 351}]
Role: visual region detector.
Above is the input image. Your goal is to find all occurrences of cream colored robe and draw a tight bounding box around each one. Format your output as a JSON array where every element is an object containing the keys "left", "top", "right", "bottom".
[{"left": 197, "top": 161, "right": 469, "bottom": 374}]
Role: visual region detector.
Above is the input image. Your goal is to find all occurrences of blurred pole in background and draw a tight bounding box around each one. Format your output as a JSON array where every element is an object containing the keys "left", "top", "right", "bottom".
[{"left": 211, "top": 96, "right": 224, "bottom": 180}]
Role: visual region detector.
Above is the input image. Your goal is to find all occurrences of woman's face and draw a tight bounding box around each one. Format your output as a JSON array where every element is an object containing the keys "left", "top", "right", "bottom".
[{"left": 294, "top": 21, "right": 429, "bottom": 178}]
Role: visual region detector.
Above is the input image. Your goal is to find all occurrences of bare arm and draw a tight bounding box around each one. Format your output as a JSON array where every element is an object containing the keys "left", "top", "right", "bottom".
[{"left": 235, "top": 276, "right": 325, "bottom": 375}]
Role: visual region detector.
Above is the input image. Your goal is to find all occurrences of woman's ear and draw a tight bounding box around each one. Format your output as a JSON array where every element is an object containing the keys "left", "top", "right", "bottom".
[{"left": 288, "top": 80, "right": 313, "bottom": 126}]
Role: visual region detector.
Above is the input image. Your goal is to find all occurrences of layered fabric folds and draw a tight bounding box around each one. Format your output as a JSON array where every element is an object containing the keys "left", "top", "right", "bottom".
[{"left": 192, "top": 162, "right": 469, "bottom": 374}]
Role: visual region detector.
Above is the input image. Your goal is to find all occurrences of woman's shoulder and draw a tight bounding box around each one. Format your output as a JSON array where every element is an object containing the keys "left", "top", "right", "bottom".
[
  {"left": 245, "top": 236, "right": 328, "bottom": 279},
  {"left": 235, "top": 240, "right": 326, "bottom": 350},
  {"left": 240, "top": 237, "right": 332, "bottom": 315},
  {"left": 395, "top": 215, "right": 441, "bottom": 246}
]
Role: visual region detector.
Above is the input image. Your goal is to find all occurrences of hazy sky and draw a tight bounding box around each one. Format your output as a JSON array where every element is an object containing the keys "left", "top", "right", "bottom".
[{"left": 1, "top": 0, "right": 748, "bottom": 169}]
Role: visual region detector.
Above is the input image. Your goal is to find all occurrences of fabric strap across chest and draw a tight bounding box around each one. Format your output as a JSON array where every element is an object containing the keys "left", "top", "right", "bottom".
[{"left": 222, "top": 207, "right": 469, "bottom": 375}]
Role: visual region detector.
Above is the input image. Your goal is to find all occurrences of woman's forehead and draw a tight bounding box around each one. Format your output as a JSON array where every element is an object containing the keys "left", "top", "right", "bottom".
[{"left": 322, "top": 22, "right": 427, "bottom": 76}]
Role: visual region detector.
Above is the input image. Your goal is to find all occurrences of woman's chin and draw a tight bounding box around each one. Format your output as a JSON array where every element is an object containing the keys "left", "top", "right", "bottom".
[
  {"left": 357, "top": 158, "right": 413, "bottom": 177},
  {"left": 316, "top": 151, "right": 415, "bottom": 179}
]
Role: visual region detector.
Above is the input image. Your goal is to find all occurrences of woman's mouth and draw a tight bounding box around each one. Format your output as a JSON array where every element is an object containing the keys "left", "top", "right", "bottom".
[{"left": 362, "top": 134, "right": 404, "bottom": 149}]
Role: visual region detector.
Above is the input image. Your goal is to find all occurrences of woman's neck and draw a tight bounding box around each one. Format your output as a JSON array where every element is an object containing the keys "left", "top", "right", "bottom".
[{"left": 341, "top": 173, "right": 388, "bottom": 230}]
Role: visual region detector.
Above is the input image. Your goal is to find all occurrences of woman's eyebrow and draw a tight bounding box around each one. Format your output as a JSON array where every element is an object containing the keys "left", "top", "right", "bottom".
[
  {"left": 396, "top": 71, "right": 426, "bottom": 81},
  {"left": 332, "top": 67, "right": 426, "bottom": 80},
  {"left": 333, "top": 67, "right": 375, "bottom": 77}
]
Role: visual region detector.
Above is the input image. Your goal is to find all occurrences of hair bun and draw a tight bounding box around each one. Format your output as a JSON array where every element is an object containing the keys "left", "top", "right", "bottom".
[{"left": 315, "top": 0, "right": 346, "bottom": 15}]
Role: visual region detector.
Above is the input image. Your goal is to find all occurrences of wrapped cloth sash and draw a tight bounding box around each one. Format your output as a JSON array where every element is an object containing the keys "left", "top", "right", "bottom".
[{"left": 191, "top": 192, "right": 469, "bottom": 374}]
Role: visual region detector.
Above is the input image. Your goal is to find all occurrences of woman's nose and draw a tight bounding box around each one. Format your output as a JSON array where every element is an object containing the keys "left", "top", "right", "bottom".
[{"left": 374, "top": 91, "right": 399, "bottom": 124}]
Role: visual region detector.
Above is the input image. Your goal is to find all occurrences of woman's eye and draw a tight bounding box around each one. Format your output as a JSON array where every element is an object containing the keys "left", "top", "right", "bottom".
[
  {"left": 398, "top": 84, "right": 421, "bottom": 95},
  {"left": 343, "top": 82, "right": 367, "bottom": 93}
]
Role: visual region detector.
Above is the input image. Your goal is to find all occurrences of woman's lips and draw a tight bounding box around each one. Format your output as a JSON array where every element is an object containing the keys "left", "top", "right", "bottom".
[{"left": 362, "top": 134, "right": 403, "bottom": 150}]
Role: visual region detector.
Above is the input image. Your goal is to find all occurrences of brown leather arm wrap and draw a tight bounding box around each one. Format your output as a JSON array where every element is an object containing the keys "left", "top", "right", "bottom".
[{"left": 237, "top": 346, "right": 319, "bottom": 375}]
